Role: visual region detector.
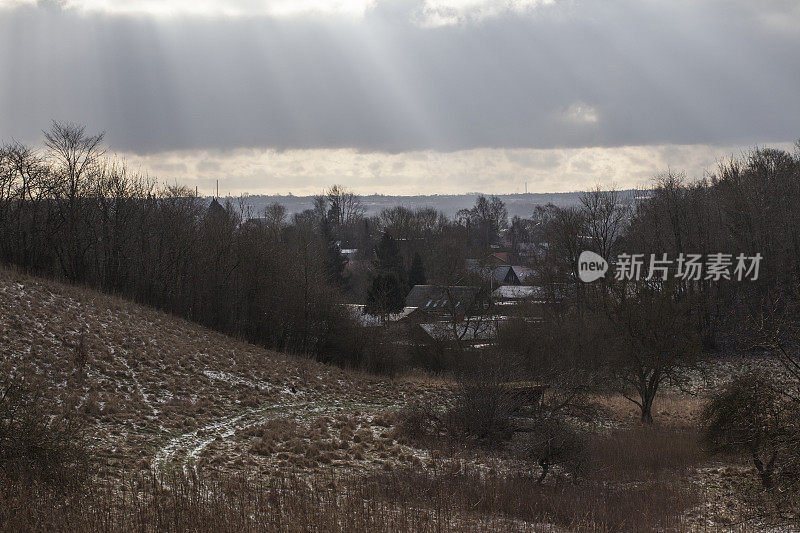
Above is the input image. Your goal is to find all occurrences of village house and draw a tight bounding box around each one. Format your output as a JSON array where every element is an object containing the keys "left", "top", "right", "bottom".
[{"left": 404, "top": 284, "right": 483, "bottom": 319}]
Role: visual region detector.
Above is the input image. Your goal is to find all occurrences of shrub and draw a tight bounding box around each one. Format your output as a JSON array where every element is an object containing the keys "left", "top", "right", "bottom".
[
  {"left": 0, "top": 367, "right": 89, "bottom": 486},
  {"left": 523, "top": 416, "right": 587, "bottom": 482},
  {"left": 394, "top": 401, "right": 441, "bottom": 445},
  {"left": 442, "top": 381, "right": 524, "bottom": 444},
  {"left": 701, "top": 371, "right": 799, "bottom": 490}
]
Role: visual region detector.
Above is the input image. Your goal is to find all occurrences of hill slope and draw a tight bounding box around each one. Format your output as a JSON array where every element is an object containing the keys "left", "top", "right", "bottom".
[{"left": 0, "top": 267, "right": 420, "bottom": 475}]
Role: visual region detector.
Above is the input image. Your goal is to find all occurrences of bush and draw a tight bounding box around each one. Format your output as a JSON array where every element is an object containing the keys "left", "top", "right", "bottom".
[
  {"left": 524, "top": 416, "right": 587, "bottom": 482},
  {"left": 0, "top": 368, "right": 89, "bottom": 486},
  {"left": 394, "top": 401, "right": 441, "bottom": 446},
  {"left": 394, "top": 381, "right": 524, "bottom": 448},
  {"left": 443, "top": 381, "right": 525, "bottom": 445},
  {"left": 701, "top": 371, "right": 799, "bottom": 490}
]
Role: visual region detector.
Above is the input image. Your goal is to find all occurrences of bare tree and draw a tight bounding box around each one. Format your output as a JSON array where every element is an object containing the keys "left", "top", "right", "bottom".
[
  {"left": 580, "top": 185, "right": 630, "bottom": 260},
  {"left": 457, "top": 195, "right": 508, "bottom": 248},
  {"left": 603, "top": 281, "right": 701, "bottom": 424},
  {"left": 532, "top": 204, "right": 586, "bottom": 284},
  {"left": 43, "top": 121, "right": 105, "bottom": 201},
  {"left": 325, "top": 184, "right": 366, "bottom": 230},
  {"left": 42, "top": 121, "right": 106, "bottom": 281},
  {"left": 261, "top": 202, "right": 287, "bottom": 241}
]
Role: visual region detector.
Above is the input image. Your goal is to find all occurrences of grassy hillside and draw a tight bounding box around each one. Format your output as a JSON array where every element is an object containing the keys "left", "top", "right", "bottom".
[
  {"left": 0, "top": 266, "right": 431, "bottom": 477},
  {"left": 3, "top": 267, "right": 795, "bottom": 531}
]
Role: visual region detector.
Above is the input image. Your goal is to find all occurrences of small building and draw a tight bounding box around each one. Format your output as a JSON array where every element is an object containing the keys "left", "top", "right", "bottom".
[
  {"left": 405, "top": 285, "right": 482, "bottom": 318},
  {"left": 491, "top": 285, "right": 544, "bottom": 302},
  {"left": 491, "top": 265, "right": 534, "bottom": 285}
]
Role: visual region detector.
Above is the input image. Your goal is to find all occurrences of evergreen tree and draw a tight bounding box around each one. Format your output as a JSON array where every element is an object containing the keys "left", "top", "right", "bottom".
[
  {"left": 364, "top": 271, "right": 407, "bottom": 321},
  {"left": 408, "top": 252, "right": 427, "bottom": 287},
  {"left": 364, "top": 232, "right": 407, "bottom": 321},
  {"left": 320, "top": 216, "right": 345, "bottom": 285},
  {"left": 374, "top": 232, "right": 404, "bottom": 273}
]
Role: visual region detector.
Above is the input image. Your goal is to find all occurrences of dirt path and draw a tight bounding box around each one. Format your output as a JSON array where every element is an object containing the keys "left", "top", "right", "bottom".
[
  {"left": 152, "top": 399, "right": 393, "bottom": 475},
  {"left": 153, "top": 402, "right": 310, "bottom": 474}
]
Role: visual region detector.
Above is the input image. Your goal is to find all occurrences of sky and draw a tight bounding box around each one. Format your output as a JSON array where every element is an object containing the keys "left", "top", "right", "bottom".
[{"left": 0, "top": 0, "right": 798, "bottom": 195}]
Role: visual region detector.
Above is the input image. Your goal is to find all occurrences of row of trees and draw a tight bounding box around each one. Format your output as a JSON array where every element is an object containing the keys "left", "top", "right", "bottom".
[{"left": 0, "top": 123, "right": 365, "bottom": 365}]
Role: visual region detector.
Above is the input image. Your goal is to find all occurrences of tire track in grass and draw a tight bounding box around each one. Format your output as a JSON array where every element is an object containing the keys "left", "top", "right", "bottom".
[
  {"left": 153, "top": 399, "right": 391, "bottom": 475},
  {"left": 153, "top": 402, "right": 308, "bottom": 474}
]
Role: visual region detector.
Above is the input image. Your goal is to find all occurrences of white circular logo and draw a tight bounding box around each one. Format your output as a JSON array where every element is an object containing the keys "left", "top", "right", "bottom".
[{"left": 578, "top": 250, "right": 608, "bottom": 282}]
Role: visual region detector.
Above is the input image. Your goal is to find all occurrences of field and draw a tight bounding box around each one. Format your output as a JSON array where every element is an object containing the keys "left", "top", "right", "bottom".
[{"left": 0, "top": 266, "right": 794, "bottom": 531}]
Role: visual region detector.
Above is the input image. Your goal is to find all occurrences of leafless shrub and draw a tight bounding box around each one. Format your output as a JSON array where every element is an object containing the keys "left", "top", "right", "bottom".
[
  {"left": 394, "top": 401, "right": 441, "bottom": 446},
  {"left": 702, "top": 371, "right": 800, "bottom": 492},
  {"left": 0, "top": 363, "right": 89, "bottom": 486},
  {"left": 442, "top": 380, "right": 524, "bottom": 444},
  {"left": 523, "top": 417, "right": 588, "bottom": 483}
]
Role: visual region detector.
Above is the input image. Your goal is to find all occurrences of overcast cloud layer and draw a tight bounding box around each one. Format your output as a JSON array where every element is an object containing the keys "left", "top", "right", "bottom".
[{"left": 0, "top": 0, "right": 798, "bottom": 193}]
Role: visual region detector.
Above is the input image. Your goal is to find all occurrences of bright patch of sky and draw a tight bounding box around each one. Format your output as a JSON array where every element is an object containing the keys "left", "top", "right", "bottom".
[{"left": 128, "top": 142, "right": 796, "bottom": 196}]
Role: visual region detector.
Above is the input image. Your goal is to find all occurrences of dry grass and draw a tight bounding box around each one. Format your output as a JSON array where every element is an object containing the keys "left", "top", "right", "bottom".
[
  {"left": 596, "top": 392, "right": 704, "bottom": 428},
  {"left": 586, "top": 426, "right": 703, "bottom": 482},
  {"left": 0, "top": 266, "right": 434, "bottom": 475},
  {"left": 197, "top": 411, "right": 423, "bottom": 476},
  {"left": 367, "top": 466, "right": 702, "bottom": 532},
  {"left": 0, "top": 465, "right": 703, "bottom": 533}
]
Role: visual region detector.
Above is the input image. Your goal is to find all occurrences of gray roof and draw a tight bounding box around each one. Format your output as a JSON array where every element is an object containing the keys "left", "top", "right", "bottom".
[
  {"left": 491, "top": 285, "right": 544, "bottom": 300},
  {"left": 491, "top": 265, "right": 534, "bottom": 285},
  {"left": 405, "top": 285, "right": 479, "bottom": 313},
  {"left": 511, "top": 266, "right": 534, "bottom": 280},
  {"left": 492, "top": 266, "right": 517, "bottom": 284}
]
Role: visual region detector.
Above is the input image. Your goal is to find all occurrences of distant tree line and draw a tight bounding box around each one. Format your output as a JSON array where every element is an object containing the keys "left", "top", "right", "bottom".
[{"left": 0, "top": 122, "right": 365, "bottom": 364}]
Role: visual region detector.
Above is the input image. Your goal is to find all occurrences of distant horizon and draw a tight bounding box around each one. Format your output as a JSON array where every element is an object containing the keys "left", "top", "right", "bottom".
[
  {"left": 207, "top": 190, "right": 615, "bottom": 199},
  {"left": 209, "top": 189, "right": 603, "bottom": 219}
]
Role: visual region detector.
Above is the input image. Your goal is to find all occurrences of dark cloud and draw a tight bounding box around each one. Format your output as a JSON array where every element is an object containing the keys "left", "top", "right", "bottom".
[{"left": 0, "top": 0, "right": 797, "bottom": 154}]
